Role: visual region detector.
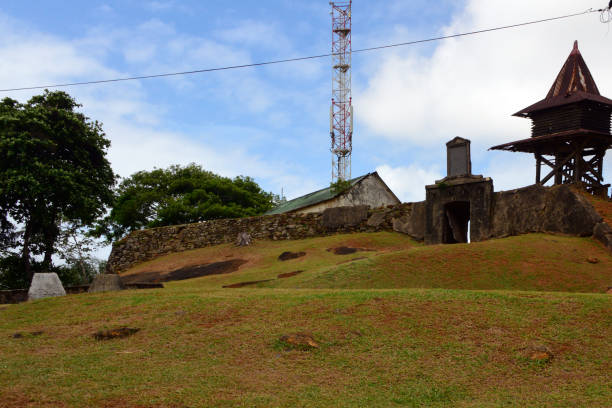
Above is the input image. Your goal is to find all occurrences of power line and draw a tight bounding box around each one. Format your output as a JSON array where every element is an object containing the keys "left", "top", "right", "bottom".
[{"left": 0, "top": 8, "right": 601, "bottom": 93}]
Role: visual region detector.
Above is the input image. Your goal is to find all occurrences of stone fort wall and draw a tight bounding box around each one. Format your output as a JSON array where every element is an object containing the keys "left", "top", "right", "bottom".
[
  {"left": 106, "top": 204, "right": 416, "bottom": 274},
  {"left": 107, "top": 184, "right": 611, "bottom": 274}
]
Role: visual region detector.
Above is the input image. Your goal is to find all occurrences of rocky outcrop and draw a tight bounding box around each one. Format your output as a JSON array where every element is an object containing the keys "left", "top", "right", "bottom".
[
  {"left": 393, "top": 201, "right": 426, "bottom": 241},
  {"left": 593, "top": 222, "right": 612, "bottom": 251},
  {"left": 490, "top": 184, "right": 602, "bottom": 238}
]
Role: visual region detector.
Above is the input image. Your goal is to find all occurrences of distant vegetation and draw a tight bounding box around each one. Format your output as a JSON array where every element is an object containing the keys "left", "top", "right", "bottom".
[
  {"left": 0, "top": 91, "right": 274, "bottom": 289},
  {"left": 0, "top": 91, "right": 115, "bottom": 288},
  {"left": 95, "top": 164, "right": 277, "bottom": 242}
]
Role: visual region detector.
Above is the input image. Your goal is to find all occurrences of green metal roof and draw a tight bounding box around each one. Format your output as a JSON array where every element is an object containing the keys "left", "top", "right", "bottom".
[{"left": 265, "top": 173, "right": 371, "bottom": 215}]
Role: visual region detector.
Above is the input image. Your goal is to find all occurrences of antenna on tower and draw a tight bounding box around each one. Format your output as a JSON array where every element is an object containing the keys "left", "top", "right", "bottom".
[{"left": 330, "top": 1, "right": 353, "bottom": 182}]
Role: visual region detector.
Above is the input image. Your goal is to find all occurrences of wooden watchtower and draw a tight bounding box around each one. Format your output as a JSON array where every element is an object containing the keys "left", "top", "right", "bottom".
[{"left": 491, "top": 41, "right": 612, "bottom": 196}]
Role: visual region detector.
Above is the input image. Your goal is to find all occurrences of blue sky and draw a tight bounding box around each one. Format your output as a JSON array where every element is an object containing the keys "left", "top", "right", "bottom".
[{"left": 1, "top": 0, "right": 611, "bottom": 208}]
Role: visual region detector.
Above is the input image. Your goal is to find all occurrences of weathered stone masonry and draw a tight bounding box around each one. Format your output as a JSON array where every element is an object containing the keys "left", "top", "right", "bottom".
[
  {"left": 107, "top": 204, "right": 417, "bottom": 274},
  {"left": 107, "top": 184, "right": 611, "bottom": 274}
]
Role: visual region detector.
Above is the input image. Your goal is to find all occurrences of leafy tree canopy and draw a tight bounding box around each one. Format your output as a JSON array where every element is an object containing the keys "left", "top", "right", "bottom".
[
  {"left": 0, "top": 90, "right": 116, "bottom": 283},
  {"left": 96, "top": 164, "right": 276, "bottom": 241}
]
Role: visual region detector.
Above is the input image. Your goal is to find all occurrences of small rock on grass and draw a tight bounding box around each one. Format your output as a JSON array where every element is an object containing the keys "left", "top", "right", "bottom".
[
  {"left": 587, "top": 257, "right": 600, "bottom": 264},
  {"left": 523, "top": 344, "right": 554, "bottom": 363},
  {"left": 235, "top": 232, "right": 252, "bottom": 247},
  {"left": 278, "top": 333, "right": 319, "bottom": 350}
]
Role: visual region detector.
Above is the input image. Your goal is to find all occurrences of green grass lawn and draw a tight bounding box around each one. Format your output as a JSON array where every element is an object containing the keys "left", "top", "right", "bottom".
[
  {"left": 125, "top": 232, "right": 611, "bottom": 294},
  {"left": 1, "top": 287, "right": 611, "bottom": 407},
  {"left": 271, "top": 234, "right": 612, "bottom": 293},
  {"left": 2, "top": 231, "right": 611, "bottom": 407}
]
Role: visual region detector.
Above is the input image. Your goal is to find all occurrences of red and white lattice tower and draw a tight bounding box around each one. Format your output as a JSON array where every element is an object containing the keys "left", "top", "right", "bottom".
[{"left": 330, "top": 1, "right": 353, "bottom": 182}]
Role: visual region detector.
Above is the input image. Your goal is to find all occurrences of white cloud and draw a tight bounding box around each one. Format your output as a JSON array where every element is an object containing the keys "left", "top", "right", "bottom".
[
  {"left": 0, "top": 10, "right": 305, "bottom": 191},
  {"left": 96, "top": 4, "right": 113, "bottom": 13},
  {"left": 0, "top": 31, "right": 117, "bottom": 92},
  {"left": 105, "top": 121, "right": 271, "bottom": 180},
  {"left": 376, "top": 164, "right": 443, "bottom": 202},
  {"left": 146, "top": 1, "right": 175, "bottom": 12},
  {"left": 484, "top": 153, "right": 537, "bottom": 192},
  {"left": 215, "top": 20, "right": 291, "bottom": 51},
  {"left": 0, "top": 11, "right": 322, "bottom": 259},
  {"left": 357, "top": 0, "right": 611, "bottom": 148}
]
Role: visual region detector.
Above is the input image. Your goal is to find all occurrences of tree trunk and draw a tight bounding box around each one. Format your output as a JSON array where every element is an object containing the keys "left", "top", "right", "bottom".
[
  {"left": 22, "top": 221, "right": 33, "bottom": 284},
  {"left": 42, "top": 248, "right": 53, "bottom": 270},
  {"left": 41, "top": 213, "right": 59, "bottom": 271}
]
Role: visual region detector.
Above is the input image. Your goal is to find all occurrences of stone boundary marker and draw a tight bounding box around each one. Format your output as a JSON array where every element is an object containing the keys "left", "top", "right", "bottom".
[
  {"left": 88, "top": 274, "right": 125, "bottom": 293},
  {"left": 28, "top": 273, "right": 66, "bottom": 301}
]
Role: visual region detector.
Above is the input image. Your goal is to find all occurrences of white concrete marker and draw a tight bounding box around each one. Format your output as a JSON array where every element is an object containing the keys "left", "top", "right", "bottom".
[{"left": 28, "top": 273, "right": 66, "bottom": 300}]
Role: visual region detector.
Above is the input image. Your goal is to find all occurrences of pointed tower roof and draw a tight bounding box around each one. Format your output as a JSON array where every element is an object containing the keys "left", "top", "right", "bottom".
[{"left": 514, "top": 41, "right": 612, "bottom": 117}]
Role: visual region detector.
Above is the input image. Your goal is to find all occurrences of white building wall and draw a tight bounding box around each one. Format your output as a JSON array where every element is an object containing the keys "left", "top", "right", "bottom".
[{"left": 297, "top": 174, "right": 400, "bottom": 214}]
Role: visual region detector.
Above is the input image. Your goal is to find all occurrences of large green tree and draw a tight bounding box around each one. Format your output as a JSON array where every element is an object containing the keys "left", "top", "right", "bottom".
[
  {"left": 0, "top": 91, "right": 116, "bottom": 283},
  {"left": 97, "top": 164, "right": 276, "bottom": 241}
]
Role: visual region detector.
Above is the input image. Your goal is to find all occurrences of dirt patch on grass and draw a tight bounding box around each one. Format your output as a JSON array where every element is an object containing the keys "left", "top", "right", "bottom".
[
  {"left": 223, "top": 279, "right": 275, "bottom": 288},
  {"left": 329, "top": 246, "right": 358, "bottom": 255},
  {"left": 11, "top": 331, "right": 43, "bottom": 339},
  {"left": 120, "top": 242, "right": 264, "bottom": 278},
  {"left": 123, "top": 259, "right": 247, "bottom": 283},
  {"left": 277, "top": 333, "right": 319, "bottom": 351},
  {"left": 97, "top": 397, "right": 170, "bottom": 408},
  {"left": 278, "top": 270, "right": 304, "bottom": 279},
  {"left": 223, "top": 270, "right": 306, "bottom": 287},
  {"left": 0, "top": 391, "right": 66, "bottom": 408},
  {"left": 93, "top": 327, "right": 140, "bottom": 341},
  {"left": 278, "top": 251, "right": 306, "bottom": 261},
  {"left": 328, "top": 246, "right": 374, "bottom": 255}
]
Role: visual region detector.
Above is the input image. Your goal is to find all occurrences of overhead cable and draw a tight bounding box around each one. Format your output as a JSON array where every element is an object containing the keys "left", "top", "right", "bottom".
[{"left": 0, "top": 8, "right": 601, "bottom": 93}]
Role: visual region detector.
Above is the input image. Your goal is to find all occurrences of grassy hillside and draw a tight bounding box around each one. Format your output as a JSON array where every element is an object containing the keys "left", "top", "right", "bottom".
[
  {"left": 1, "top": 288, "right": 610, "bottom": 407},
  {"left": 122, "top": 232, "right": 612, "bottom": 293},
  {"left": 2, "top": 231, "right": 610, "bottom": 406},
  {"left": 576, "top": 188, "right": 612, "bottom": 226}
]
